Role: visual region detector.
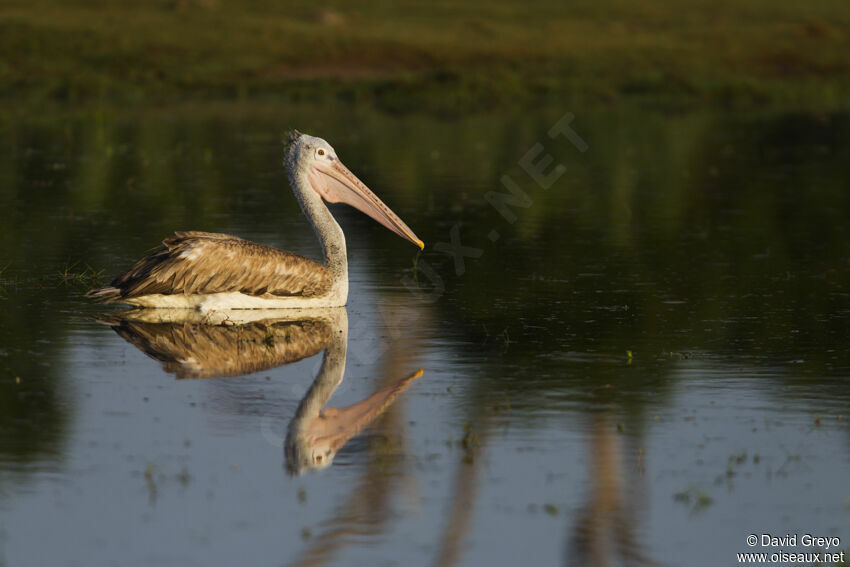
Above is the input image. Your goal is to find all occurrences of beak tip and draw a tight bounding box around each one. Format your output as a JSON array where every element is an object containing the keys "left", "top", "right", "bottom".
[{"left": 416, "top": 240, "right": 425, "bottom": 250}]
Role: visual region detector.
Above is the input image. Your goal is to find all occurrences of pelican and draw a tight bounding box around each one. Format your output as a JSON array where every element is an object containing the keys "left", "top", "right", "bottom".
[{"left": 87, "top": 131, "right": 423, "bottom": 310}]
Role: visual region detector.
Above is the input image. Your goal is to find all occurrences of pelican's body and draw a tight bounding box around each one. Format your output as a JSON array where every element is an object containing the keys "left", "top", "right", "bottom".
[
  {"left": 88, "top": 132, "right": 422, "bottom": 309},
  {"left": 90, "top": 231, "right": 344, "bottom": 309}
]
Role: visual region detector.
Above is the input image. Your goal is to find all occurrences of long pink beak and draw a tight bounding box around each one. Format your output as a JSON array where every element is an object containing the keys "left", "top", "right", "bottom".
[{"left": 308, "top": 158, "right": 424, "bottom": 250}]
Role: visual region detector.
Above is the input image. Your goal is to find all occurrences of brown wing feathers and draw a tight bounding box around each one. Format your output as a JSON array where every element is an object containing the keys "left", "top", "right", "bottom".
[{"left": 88, "top": 232, "right": 332, "bottom": 301}]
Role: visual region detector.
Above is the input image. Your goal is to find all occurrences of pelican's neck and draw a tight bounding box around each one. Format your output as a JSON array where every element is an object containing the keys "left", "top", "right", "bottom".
[{"left": 290, "top": 168, "right": 348, "bottom": 279}]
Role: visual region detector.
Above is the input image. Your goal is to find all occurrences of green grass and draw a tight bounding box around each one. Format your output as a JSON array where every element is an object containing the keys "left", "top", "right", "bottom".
[
  {"left": 2, "top": 0, "right": 850, "bottom": 110},
  {"left": 59, "top": 261, "right": 104, "bottom": 286}
]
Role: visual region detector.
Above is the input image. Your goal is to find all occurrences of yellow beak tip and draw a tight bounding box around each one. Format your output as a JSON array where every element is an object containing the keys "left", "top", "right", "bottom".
[{"left": 416, "top": 240, "right": 425, "bottom": 250}]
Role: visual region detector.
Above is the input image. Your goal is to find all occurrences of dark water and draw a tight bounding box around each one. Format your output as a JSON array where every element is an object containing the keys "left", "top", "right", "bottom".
[{"left": 1, "top": 104, "right": 849, "bottom": 566}]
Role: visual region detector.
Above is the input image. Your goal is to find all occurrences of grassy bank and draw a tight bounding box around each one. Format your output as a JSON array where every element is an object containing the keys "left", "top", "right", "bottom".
[{"left": 2, "top": 0, "right": 850, "bottom": 111}]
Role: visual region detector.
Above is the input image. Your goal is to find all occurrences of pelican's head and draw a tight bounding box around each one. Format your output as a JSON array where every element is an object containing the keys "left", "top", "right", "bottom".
[{"left": 284, "top": 130, "right": 424, "bottom": 250}]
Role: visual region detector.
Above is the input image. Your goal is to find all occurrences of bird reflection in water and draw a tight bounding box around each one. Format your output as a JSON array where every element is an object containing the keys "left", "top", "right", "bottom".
[{"left": 96, "top": 307, "right": 423, "bottom": 475}]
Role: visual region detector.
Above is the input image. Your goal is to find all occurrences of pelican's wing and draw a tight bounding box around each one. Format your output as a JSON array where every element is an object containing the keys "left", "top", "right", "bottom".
[{"left": 88, "top": 232, "right": 332, "bottom": 301}]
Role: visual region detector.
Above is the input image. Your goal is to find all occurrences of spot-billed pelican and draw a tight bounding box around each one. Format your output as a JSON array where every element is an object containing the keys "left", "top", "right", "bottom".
[{"left": 87, "top": 131, "right": 423, "bottom": 309}]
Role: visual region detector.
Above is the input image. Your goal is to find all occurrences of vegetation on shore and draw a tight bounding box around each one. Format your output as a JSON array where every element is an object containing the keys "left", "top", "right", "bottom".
[{"left": 2, "top": 0, "right": 850, "bottom": 111}]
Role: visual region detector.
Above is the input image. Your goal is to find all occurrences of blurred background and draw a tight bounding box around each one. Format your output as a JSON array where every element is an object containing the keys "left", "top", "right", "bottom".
[
  {"left": 1, "top": 0, "right": 849, "bottom": 111},
  {"left": 1, "top": 2, "right": 849, "bottom": 567}
]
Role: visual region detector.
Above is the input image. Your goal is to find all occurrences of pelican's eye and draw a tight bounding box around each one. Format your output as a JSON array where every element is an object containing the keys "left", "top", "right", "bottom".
[{"left": 317, "top": 148, "right": 325, "bottom": 157}]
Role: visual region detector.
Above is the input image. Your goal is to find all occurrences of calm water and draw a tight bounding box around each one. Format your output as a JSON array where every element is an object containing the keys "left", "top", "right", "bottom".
[{"left": 1, "top": 104, "right": 849, "bottom": 566}]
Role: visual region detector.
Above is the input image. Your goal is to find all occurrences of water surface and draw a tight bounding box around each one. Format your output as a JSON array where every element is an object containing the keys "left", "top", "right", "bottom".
[{"left": 1, "top": 104, "right": 849, "bottom": 566}]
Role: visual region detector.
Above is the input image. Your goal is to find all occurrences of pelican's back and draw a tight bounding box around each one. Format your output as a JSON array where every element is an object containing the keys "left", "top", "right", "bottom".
[{"left": 88, "top": 231, "right": 332, "bottom": 304}]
